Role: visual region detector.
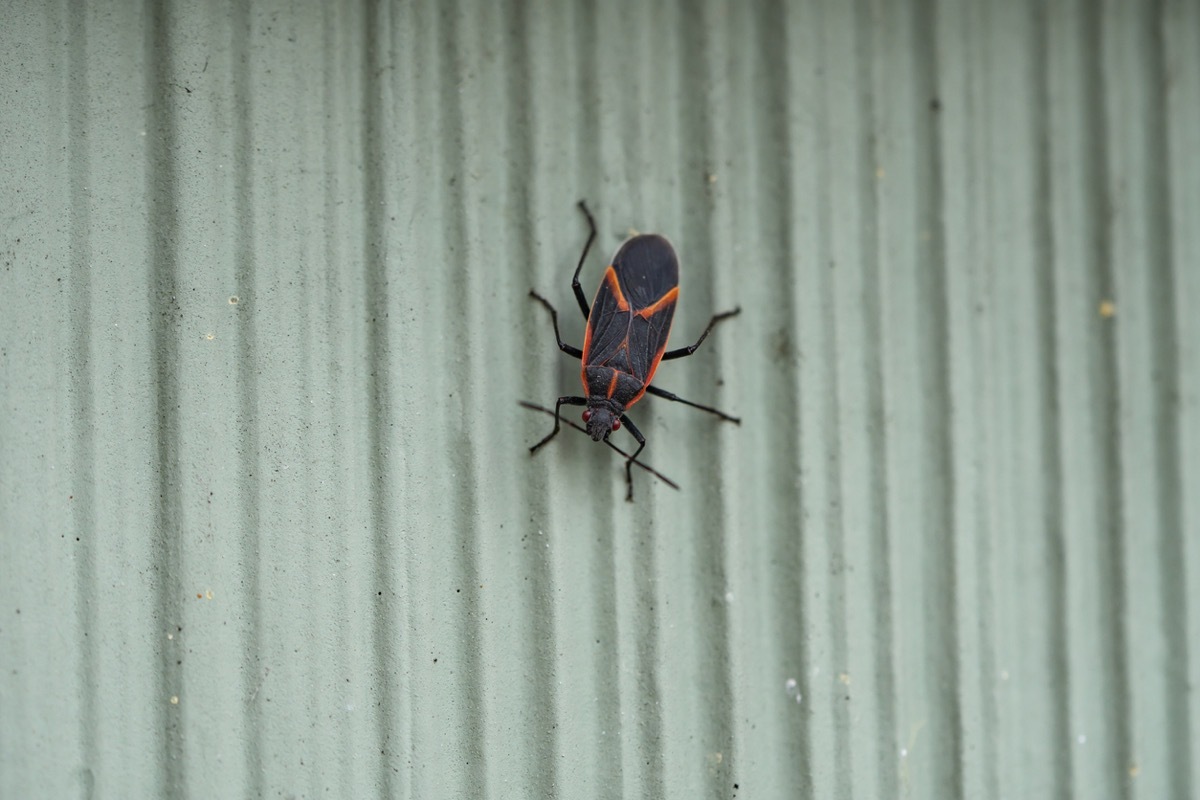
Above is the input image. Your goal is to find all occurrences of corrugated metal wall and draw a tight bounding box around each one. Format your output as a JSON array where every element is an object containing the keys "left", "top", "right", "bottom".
[{"left": 1, "top": 0, "right": 1197, "bottom": 797}]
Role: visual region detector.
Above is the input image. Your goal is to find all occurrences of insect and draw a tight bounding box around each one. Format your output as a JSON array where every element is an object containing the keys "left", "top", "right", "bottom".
[{"left": 527, "top": 201, "right": 740, "bottom": 501}]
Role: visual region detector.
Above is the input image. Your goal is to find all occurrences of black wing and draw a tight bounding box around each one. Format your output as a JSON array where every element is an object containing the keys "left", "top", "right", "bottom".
[
  {"left": 584, "top": 268, "right": 635, "bottom": 374},
  {"left": 583, "top": 235, "right": 679, "bottom": 384},
  {"left": 612, "top": 234, "right": 679, "bottom": 309}
]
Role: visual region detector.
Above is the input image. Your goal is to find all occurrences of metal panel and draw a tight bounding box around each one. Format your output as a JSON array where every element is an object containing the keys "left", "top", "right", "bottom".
[{"left": 1, "top": 0, "right": 1196, "bottom": 797}]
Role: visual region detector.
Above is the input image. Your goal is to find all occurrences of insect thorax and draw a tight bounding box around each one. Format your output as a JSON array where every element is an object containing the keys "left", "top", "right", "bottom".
[{"left": 583, "top": 365, "right": 644, "bottom": 410}]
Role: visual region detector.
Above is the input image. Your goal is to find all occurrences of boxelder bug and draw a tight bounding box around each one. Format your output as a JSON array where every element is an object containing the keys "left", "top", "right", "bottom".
[{"left": 527, "top": 201, "right": 740, "bottom": 501}]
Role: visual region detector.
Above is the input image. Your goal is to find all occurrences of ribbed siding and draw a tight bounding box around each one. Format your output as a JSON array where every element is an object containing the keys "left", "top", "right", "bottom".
[{"left": 1, "top": 1, "right": 1197, "bottom": 798}]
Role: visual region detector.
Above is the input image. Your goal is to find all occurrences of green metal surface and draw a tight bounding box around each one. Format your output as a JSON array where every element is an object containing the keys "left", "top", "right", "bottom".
[{"left": 1, "top": 0, "right": 1197, "bottom": 798}]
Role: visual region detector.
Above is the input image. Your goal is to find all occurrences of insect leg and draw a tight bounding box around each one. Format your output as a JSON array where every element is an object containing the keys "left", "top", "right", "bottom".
[
  {"left": 529, "top": 396, "right": 587, "bottom": 454},
  {"left": 645, "top": 384, "right": 740, "bottom": 424},
  {"left": 661, "top": 307, "right": 741, "bottom": 360},
  {"left": 571, "top": 200, "right": 598, "bottom": 320},
  {"left": 518, "top": 401, "right": 680, "bottom": 491},
  {"left": 618, "top": 414, "right": 647, "bottom": 503},
  {"left": 528, "top": 290, "right": 583, "bottom": 358}
]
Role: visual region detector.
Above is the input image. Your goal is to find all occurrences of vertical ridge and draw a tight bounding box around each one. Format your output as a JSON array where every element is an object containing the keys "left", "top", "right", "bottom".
[
  {"left": 65, "top": 0, "right": 97, "bottom": 783},
  {"left": 856, "top": 0, "right": 899, "bottom": 794},
  {"left": 230, "top": 4, "right": 264, "bottom": 796},
  {"left": 1144, "top": 0, "right": 1191, "bottom": 794},
  {"left": 1083, "top": 5, "right": 1132, "bottom": 794},
  {"left": 506, "top": 0, "right": 560, "bottom": 795},
  {"left": 322, "top": 5, "right": 365, "bottom": 795},
  {"left": 911, "top": 0, "right": 964, "bottom": 793},
  {"left": 437, "top": 2, "right": 487, "bottom": 795}
]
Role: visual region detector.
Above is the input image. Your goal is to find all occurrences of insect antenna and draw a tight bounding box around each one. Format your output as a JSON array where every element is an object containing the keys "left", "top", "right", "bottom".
[{"left": 518, "top": 401, "right": 680, "bottom": 491}]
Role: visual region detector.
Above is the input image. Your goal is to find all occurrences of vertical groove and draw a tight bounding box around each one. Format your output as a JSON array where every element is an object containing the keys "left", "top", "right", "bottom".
[
  {"left": 65, "top": 0, "right": 97, "bottom": 785},
  {"left": 507, "top": 0, "right": 560, "bottom": 795},
  {"left": 1030, "top": 1, "right": 1072, "bottom": 796},
  {"left": 680, "top": 1, "right": 734, "bottom": 796},
  {"left": 693, "top": 2, "right": 729, "bottom": 797},
  {"left": 437, "top": 2, "right": 487, "bottom": 794},
  {"left": 633, "top": 532, "right": 664, "bottom": 798},
  {"left": 1145, "top": 0, "right": 1191, "bottom": 794},
  {"left": 911, "top": 0, "right": 963, "bottom": 793},
  {"left": 145, "top": 2, "right": 185, "bottom": 794},
  {"left": 362, "top": 1, "right": 400, "bottom": 795},
  {"left": 230, "top": 3, "right": 263, "bottom": 797},
  {"left": 574, "top": 2, "right": 624, "bottom": 795},
  {"left": 747, "top": 0, "right": 808, "bottom": 793},
  {"left": 856, "top": 0, "right": 898, "bottom": 794},
  {"left": 1082, "top": 6, "right": 1132, "bottom": 795},
  {"left": 323, "top": 5, "right": 355, "bottom": 795},
  {"left": 812, "top": 1, "right": 853, "bottom": 796}
]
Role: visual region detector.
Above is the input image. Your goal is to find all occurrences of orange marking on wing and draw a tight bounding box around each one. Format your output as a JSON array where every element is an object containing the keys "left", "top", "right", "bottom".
[
  {"left": 628, "top": 287, "right": 677, "bottom": 398},
  {"left": 636, "top": 286, "right": 678, "bottom": 319},
  {"left": 580, "top": 319, "right": 594, "bottom": 391},
  {"left": 627, "top": 343, "right": 668, "bottom": 408},
  {"left": 604, "top": 267, "right": 630, "bottom": 311}
]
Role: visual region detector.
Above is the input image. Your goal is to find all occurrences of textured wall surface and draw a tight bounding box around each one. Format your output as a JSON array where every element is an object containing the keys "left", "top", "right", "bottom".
[{"left": 1, "top": 0, "right": 1197, "bottom": 798}]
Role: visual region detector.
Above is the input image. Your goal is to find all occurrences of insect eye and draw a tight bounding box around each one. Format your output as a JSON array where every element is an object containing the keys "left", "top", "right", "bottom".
[
  {"left": 611, "top": 418, "right": 621, "bottom": 431},
  {"left": 582, "top": 409, "right": 591, "bottom": 423}
]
